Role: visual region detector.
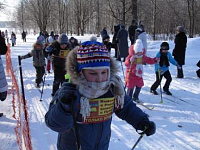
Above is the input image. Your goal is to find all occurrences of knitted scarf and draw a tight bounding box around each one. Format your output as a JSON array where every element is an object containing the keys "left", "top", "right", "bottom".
[
  {"left": 78, "top": 74, "right": 124, "bottom": 121},
  {"left": 134, "top": 54, "right": 143, "bottom": 77}
]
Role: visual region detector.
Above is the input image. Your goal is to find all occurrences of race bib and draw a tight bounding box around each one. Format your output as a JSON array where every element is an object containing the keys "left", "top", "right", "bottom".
[
  {"left": 134, "top": 57, "right": 143, "bottom": 64},
  {"left": 59, "top": 49, "right": 70, "bottom": 58},
  {"left": 83, "top": 97, "right": 115, "bottom": 124}
]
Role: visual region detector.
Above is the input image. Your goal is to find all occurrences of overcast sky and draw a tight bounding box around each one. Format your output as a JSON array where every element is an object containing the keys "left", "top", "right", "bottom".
[{"left": 0, "top": 0, "right": 19, "bottom": 21}]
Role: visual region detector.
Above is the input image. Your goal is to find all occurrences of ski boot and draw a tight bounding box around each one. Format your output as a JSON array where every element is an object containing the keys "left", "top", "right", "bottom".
[
  {"left": 150, "top": 89, "right": 158, "bottom": 95},
  {"left": 35, "top": 83, "right": 40, "bottom": 88},
  {"left": 163, "top": 89, "right": 172, "bottom": 95},
  {"left": 0, "top": 113, "right": 3, "bottom": 117}
]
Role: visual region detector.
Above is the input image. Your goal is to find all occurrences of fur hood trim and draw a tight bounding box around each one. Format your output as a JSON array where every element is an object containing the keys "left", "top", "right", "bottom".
[{"left": 66, "top": 47, "right": 119, "bottom": 85}]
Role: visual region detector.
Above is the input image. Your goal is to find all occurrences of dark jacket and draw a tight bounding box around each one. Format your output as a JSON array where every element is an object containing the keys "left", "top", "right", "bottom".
[
  {"left": 0, "top": 35, "right": 8, "bottom": 93},
  {"left": 116, "top": 27, "right": 129, "bottom": 58},
  {"left": 69, "top": 37, "right": 79, "bottom": 49},
  {"left": 112, "top": 25, "right": 120, "bottom": 46},
  {"left": 172, "top": 32, "right": 187, "bottom": 65},
  {"left": 128, "top": 25, "right": 137, "bottom": 43},
  {"left": 45, "top": 83, "right": 148, "bottom": 150},
  {"left": 0, "top": 34, "right": 7, "bottom": 55},
  {"left": 46, "top": 41, "right": 71, "bottom": 68},
  {"left": 100, "top": 28, "right": 108, "bottom": 39}
]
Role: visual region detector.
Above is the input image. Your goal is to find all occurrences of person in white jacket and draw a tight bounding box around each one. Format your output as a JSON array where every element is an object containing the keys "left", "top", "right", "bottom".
[
  {"left": 0, "top": 31, "right": 8, "bottom": 117},
  {"left": 136, "top": 24, "right": 147, "bottom": 54}
]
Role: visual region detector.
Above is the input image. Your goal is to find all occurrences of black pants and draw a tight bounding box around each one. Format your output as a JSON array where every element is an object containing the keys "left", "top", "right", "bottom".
[
  {"left": 151, "top": 70, "right": 172, "bottom": 91},
  {"left": 52, "top": 67, "right": 66, "bottom": 95},
  {"left": 177, "top": 65, "right": 184, "bottom": 78},
  {"left": 127, "top": 86, "right": 141, "bottom": 99},
  {"left": 0, "top": 91, "right": 7, "bottom": 101},
  {"left": 35, "top": 66, "right": 45, "bottom": 84}
]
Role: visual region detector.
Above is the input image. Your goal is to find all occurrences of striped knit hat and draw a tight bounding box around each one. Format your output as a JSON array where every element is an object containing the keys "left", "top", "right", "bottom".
[{"left": 77, "top": 42, "right": 110, "bottom": 72}]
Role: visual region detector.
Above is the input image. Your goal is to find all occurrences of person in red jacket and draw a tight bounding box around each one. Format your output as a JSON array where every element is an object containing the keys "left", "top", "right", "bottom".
[{"left": 124, "top": 39, "right": 159, "bottom": 102}]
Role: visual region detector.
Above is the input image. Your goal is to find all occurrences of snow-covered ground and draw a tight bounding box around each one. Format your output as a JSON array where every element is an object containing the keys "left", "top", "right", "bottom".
[{"left": 0, "top": 33, "right": 200, "bottom": 150}]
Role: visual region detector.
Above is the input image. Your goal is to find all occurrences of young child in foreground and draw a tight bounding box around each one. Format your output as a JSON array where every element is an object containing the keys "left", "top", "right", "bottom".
[{"left": 45, "top": 40, "right": 156, "bottom": 150}]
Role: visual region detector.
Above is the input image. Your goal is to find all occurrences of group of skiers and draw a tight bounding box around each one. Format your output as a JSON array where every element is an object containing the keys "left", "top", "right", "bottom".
[{"left": 0, "top": 21, "right": 187, "bottom": 149}]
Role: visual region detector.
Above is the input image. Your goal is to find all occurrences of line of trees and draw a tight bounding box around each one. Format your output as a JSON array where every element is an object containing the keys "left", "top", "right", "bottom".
[{"left": 12, "top": 0, "right": 200, "bottom": 39}]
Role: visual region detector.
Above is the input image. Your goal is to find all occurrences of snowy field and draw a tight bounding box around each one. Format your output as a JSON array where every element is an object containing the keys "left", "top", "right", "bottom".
[{"left": 0, "top": 33, "right": 200, "bottom": 150}]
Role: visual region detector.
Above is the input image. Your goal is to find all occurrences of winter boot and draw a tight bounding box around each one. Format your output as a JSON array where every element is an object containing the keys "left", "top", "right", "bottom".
[
  {"left": 150, "top": 89, "right": 158, "bottom": 95},
  {"left": 133, "top": 97, "right": 140, "bottom": 103},
  {"left": 163, "top": 89, "right": 172, "bottom": 95},
  {"left": 35, "top": 83, "right": 40, "bottom": 88},
  {"left": 0, "top": 113, "right": 3, "bottom": 117}
]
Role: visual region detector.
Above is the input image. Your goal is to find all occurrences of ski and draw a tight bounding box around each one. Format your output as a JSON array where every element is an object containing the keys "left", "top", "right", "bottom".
[
  {"left": 170, "top": 95, "right": 194, "bottom": 105},
  {"left": 137, "top": 102, "right": 154, "bottom": 110}
]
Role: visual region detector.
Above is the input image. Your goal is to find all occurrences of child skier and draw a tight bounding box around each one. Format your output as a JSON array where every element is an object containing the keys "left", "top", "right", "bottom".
[
  {"left": 150, "top": 42, "right": 180, "bottom": 95},
  {"left": 20, "top": 39, "right": 45, "bottom": 88},
  {"left": 45, "top": 40, "right": 156, "bottom": 150},
  {"left": 125, "top": 39, "right": 158, "bottom": 102},
  {"left": 45, "top": 33, "right": 71, "bottom": 96}
]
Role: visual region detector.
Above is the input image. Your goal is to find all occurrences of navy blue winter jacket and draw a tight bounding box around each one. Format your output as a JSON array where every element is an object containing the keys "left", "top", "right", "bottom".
[{"left": 45, "top": 83, "right": 149, "bottom": 150}]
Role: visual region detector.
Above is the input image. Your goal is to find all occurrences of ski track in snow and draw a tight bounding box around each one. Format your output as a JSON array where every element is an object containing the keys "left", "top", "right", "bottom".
[{"left": 0, "top": 34, "right": 200, "bottom": 150}]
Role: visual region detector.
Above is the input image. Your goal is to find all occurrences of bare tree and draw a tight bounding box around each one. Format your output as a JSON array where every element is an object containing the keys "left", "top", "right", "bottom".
[
  {"left": 25, "top": 0, "right": 52, "bottom": 32},
  {"left": 0, "top": 2, "right": 5, "bottom": 10},
  {"left": 16, "top": 1, "right": 26, "bottom": 31}
]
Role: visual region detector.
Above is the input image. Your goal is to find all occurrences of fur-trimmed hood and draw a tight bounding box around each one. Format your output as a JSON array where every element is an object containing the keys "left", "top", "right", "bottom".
[
  {"left": 33, "top": 42, "right": 44, "bottom": 50},
  {"left": 66, "top": 47, "right": 120, "bottom": 85}
]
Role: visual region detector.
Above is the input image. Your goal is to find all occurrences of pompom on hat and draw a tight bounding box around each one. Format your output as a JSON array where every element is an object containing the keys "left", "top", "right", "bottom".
[
  {"left": 77, "top": 42, "right": 110, "bottom": 72},
  {"left": 134, "top": 39, "right": 143, "bottom": 53}
]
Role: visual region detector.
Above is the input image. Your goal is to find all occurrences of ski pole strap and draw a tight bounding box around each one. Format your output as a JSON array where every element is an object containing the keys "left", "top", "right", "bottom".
[{"left": 136, "top": 126, "right": 148, "bottom": 135}]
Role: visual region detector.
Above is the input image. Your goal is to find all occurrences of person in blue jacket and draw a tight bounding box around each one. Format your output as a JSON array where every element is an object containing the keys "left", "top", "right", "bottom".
[
  {"left": 45, "top": 41, "right": 156, "bottom": 150},
  {"left": 150, "top": 42, "right": 180, "bottom": 95}
]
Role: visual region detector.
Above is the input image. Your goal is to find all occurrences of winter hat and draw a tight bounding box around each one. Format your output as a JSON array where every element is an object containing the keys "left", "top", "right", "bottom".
[
  {"left": 176, "top": 26, "right": 185, "bottom": 33},
  {"left": 160, "top": 42, "right": 169, "bottom": 50},
  {"left": 58, "top": 33, "right": 69, "bottom": 44},
  {"left": 134, "top": 39, "right": 143, "bottom": 53},
  {"left": 136, "top": 24, "right": 144, "bottom": 32},
  {"left": 90, "top": 36, "right": 97, "bottom": 42},
  {"left": 103, "top": 35, "right": 110, "bottom": 40},
  {"left": 77, "top": 43, "right": 110, "bottom": 72}
]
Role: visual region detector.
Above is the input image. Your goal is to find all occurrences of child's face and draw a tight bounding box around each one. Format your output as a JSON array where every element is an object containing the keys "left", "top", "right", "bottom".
[
  {"left": 36, "top": 44, "right": 42, "bottom": 50},
  {"left": 60, "top": 44, "right": 67, "bottom": 49},
  {"left": 82, "top": 69, "right": 108, "bottom": 82}
]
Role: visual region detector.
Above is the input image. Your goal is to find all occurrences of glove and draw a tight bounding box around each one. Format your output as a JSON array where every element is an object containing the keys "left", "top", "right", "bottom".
[
  {"left": 130, "top": 56, "right": 135, "bottom": 62},
  {"left": 58, "top": 83, "right": 77, "bottom": 104},
  {"left": 177, "top": 65, "right": 182, "bottom": 70},
  {"left": 137, "top": 120, "right": 156, "bottom": 136},
  {"left": 155, "top": 57, "right": 160, "bottom": 63}
]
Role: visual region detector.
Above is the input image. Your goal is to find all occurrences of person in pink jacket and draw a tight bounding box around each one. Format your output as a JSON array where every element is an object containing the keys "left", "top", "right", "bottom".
[{"left": 124, "top": 39, "right": 159, "bottom": 102}]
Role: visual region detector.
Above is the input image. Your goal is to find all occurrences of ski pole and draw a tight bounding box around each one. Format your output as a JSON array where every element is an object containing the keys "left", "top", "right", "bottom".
[
  {"left": 39, "top": 70, "right": 46, "bottom": 101},
  {"left": 125, "top": 61, "right": 133, "bottom": 89},
  {"left": 158, "top": 66, "right": 163, "bottom": 104},
  {"left": 131, "top": 127, "right": 147, "bottom": 150}
]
